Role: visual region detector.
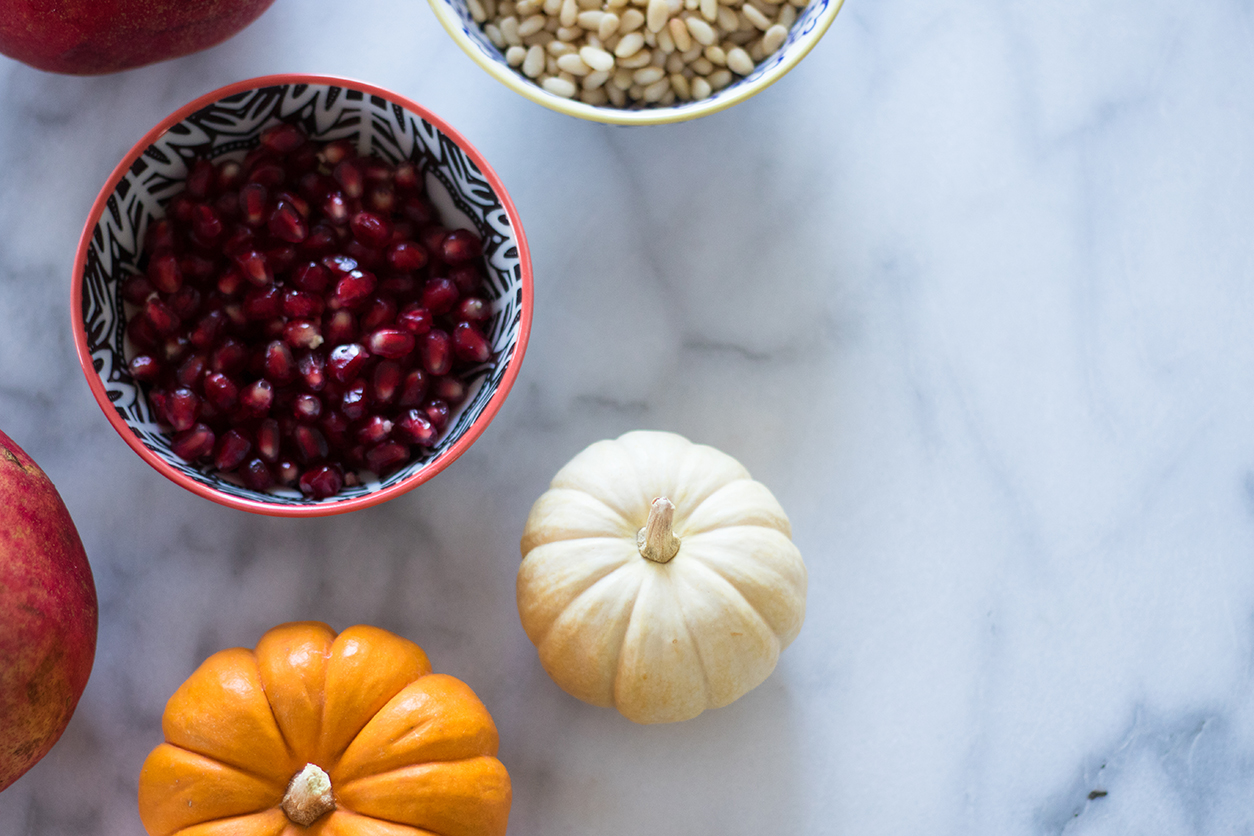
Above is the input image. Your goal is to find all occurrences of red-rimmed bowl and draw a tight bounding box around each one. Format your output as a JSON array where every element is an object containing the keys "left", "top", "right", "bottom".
[{"left": 72, "top": 74, "right": 533, "bottom": 517}]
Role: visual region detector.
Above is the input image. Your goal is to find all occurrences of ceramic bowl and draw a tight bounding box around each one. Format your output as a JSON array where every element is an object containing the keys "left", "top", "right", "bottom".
[
  {"left": 428, "top": 0, "right": 843, "bottom": 125},
  {"left": 72, "top": 74, "right": 533, "bottom": 517}
]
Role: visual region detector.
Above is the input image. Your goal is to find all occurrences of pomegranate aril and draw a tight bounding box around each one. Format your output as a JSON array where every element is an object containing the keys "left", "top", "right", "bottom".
[
  {"left": 366, "top": 328, "right": 415, "bottom": 359},
  {"left": 185, "top": 160, "right": 215, "bottom": 199},
  {"left": 122, "top": 275, "right": 157, "bottom": 305},
  {"left": 367, "top": 184, "right": 395, "bottom": 214},
  {"left": 127, "top": 315, "right": 160, "bottom": 351},
  {"left": 321, "top": 140, "right": 355, "bottom": 165},
  {"left": 424, "top": 398, "right": 450, "bottom": 431},
  {"left": 180, "top": 254, "right": 217, "bottom": 283},
  {"left": 394, "top": 162, "right": 421, "bottom": 192},
  {"left": 215, "top": 191, "right": 242, "bottom": 221},
  {"left": 291, "top": 261, "right": 331, "bottom": 293},
  {"left": 421, "top": 329, "right": 452, "bottom": 375},
  {"left": 171, "top": 423, "right": 215, "bottom": 461},
  {"left": 147, "top": 250, "right": 183, "bottom": 293},
  {"left": 320, "top": 410, "right": 350, "bottom": 447},
  {"left": 372, "top": 360, "right": 402, "bottom": 405},
  {"left": 420, "top": 277, "right": 459, "bottom": 315},
  {"left": 191, "top": 204, "right": 224, "bottom": 245},
  {"left": 334, "top": 159, "right": 364, "bottom": 199},
  {"left": 284, "top": 319, "right": 324, "bottom": 350},
  {"left": 170, "top": 195, "right": 195, "bottom": 223},
  {"left": 449, "top": 264, "right": 483, "bottom": 295},
  {"left": 356, "top": 415, "right": 394, "bottom": 446},
  {"left": 211, "top": 339, "right": 249, "bottom": 374},
  {"left": 299, "top": 464, "right": 344, "bottom": 499},
  {"left": 214, "top": 430, "right": 252, "bottom": 471},
  {"left": 293, "top": 425, "right": 330, "bottom": 463},
  {"left": 223, "top": 225, "right": 256, "bottom": 259},
  {"left": 239, "top": 379, "right": 274, "bottom": 417},
  {"left": 240, "top": 458, "right": 276, "bottom": 491},
  {"left": 324, "top": 309, "right": 357, "bottom": 344},
  {"left": 169, "top": 286, "right": 202, "bottom": 319},
  {"left": 203, "top": 372, "right": 240, "bottom": 410},
  {"left": 162, "top": 334, "right": 191, "bottom": 363},
  {"left": 397, "top": 304, "right": 433, "bottom": 336},
  {"left": 217, "top": 266, "right": 246, "bottom": 296},
  {"left": 129, "top": 354, "right": 162, "bottom": 382},
  {"left": 235, "top": 250, "right": 272, "bottom": 286},
  {"left": 176, "top": 353, "right": 208, "bottom": 389},
  {"left": 385, "top": 240, "right": 428, "bottom": 272},
  {"left": 343, "top": 240, "right": 384, "bottom": 270},
  {"left": 167, "top": 388, "right": 202, "bottom": 432},
  {"left": 330, "top": 270, "right": 377, "bottom": 310},
  {"left": 216, "top": 159, "right": 243, "bottom": 192},
  {"left": 298, "top": 350, "right": 327, "bottom": 392},
  {"left": 289, "top": 142, "right": 320, "bottom": 174},
  {"left": 144, "top": 218, "right": 176, "bottom": 253},
  {"left": 420, "top": 226, "right": 449, "bottom": 255},
  {"left": 398, "top": 369, "right": 428, "bottom": 407},
  {"left": 457, "top": 297, "right": 490, "bottom": 321},
  {"left": 269, "top": 200, "right": 308, "bottom": 243},
  {"left": 260, "top": 122, "right": 307, "bottom": 153},
  {"left": 256, "top": 418, "right": 281, "bottom": 462},
  {"left": 144, "top": 296, "right": 181, "bottom": 335},
  {"left": 402, "top": 195, "right": 436, "bottom": 226},
  {"left": 380, "top": 275, "right": 417, "bottom": 296},
  {"left": 274, "top": 459, "right": 300, "bottom": 488},
  {"left": 248, "top": 160, "right": 286, "bottom": 188},
  {"left": 239, "top": 182, "right": 268, "bottom": 226},
  {"left": 263, "top": 341, "right": 297, "bottom": 385},
  {"left": 395, "top": 409, "right": 438, "bottom": 445},
  {"left": 365, "top": 441, "right": 409, "bottom": 475},
  {"left": 434, "top": 376, "right": 468, "bottom": 405},
  {"left": 341, "top": 380, "right": 369, "bottom": 421},
  {"left": 441, "top": 229, "right": 482, "bottom": 264},
  {"left": 243, "top": 286, "right": 283, "bottom": 320},
  {"left": 302, "top": 224, "right": 338, "bottom": 255},
  {"left": 452, "top": 321, "right": 492, "bottom": 363},
  {"left": 264, "top": 244, "right": 296, "bottom": 275},
  {"left": 328, "top": 343, "right": 369, "bottom": 384},
  {"left": 293, "top": 393, "right": 323, "bottom": 423},
  {"left": 282, "top": 288, "right": 324, "bottom": 318},
  {"left": 360, "top": 296, "right": 397, "bottom": 331},
  {"left": 323, "top": 190, "right": 350, "bottom": 225}
]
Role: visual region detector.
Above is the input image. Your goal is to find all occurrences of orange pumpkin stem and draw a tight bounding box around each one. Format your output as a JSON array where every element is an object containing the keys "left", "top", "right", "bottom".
[
  {"left": 281, "top": 763, "right": 336, "bottom": 827},
  {"left": 637, "top": 497, "right": 681, "bottom": 564}
]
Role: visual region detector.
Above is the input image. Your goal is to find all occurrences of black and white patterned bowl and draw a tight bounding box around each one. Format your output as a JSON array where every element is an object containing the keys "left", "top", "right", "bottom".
[
  {"left": 72, "top": 75, "right": 533, "bottom": 517},
  {"left": 427, "top": 0, "right": 844, "bottom": 125}
]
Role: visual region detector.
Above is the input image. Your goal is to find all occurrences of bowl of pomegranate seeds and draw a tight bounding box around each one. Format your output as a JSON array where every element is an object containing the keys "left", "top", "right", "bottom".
[
  {"left": 72, "top": 75, "right": 533, "bottom": 516},
  {"left": 427, "top": 0, "right": 844, "bottom": 124}
]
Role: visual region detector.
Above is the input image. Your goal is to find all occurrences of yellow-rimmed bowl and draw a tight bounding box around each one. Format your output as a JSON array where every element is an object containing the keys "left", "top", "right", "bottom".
[{"left": 428, "top": 0, "right": 844, "bottom": 125}]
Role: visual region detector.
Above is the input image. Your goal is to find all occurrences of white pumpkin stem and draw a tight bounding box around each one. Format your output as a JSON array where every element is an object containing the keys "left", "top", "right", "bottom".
[
  {"left": 637, "top": 497, "right": 681, "bottom": 564},
  {"left": 281, "top": 763, "right": 336, "bottom": 827}
]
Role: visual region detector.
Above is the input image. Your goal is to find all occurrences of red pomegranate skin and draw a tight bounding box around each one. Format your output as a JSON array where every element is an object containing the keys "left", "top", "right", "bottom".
[
  {"left": 0, "top": 0, "right": 278, "bottom": 75},
  {"left": 0, "top": 430, "right": 97, "bottom": 792}
]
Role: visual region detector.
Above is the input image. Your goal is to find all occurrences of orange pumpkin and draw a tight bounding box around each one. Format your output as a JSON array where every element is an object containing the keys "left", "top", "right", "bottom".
[{"left": 138, "top": 622, "right": 511, "bottom": 836}]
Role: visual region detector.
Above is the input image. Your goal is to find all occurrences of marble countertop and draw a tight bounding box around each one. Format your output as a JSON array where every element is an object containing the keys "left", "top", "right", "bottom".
[{"left": 3, "top": 0, "right": 1254, "bottom": 833}]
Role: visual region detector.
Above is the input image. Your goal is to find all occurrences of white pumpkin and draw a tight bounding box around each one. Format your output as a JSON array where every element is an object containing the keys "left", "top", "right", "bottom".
[{"left": 518, "top": 430, "right": 807, "bottom": 724}]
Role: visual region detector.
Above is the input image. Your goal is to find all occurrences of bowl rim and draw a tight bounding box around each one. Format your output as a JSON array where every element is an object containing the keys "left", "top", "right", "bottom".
[
  {"left": 427, "top": 0, "right": 845, "bottom": 125},
  {"left": 71, "top": 73, "right": 534, "bottom": 518}
]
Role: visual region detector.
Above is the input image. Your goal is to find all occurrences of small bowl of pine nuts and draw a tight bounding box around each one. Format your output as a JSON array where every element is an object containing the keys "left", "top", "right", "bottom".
[{"left": 428, "top": 0, "right": 843, "bottom": 123}]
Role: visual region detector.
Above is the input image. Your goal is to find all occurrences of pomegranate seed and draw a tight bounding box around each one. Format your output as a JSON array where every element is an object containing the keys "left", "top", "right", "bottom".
[
  {"left": 365, "top": 441, "right": 409, "bottom": 474},
  {"left": 291, "top": 261, "right": 331, "bottom": 293},
  {"left": 243, "top": 286, "right": 283, "bottom": 320},
  {"left": 424, "top": 398, "right": 451, "bottom": 431},
  {"left": 367, "top": 184, "right": 395, "bottom": 214},
  {"left": 397, "top": 304, "right": 433, "bottom": 335},
  {"left": 398, "top": 369, "right": 428, "bottom": 406},
  {"left": 434, "top": 376, "right": 468, "bottom": 405},
  {"left": 452, "top": 321, "right": 492, "bottom": 363},
  {"left": 402, "top": 195, "right": 435, "bottom": 226},
  {"left": 203, "top": 372, "right": 239, "bottom": 411},
  {"left": 269, "top": 200, "right": 308, "bottom": 243},
  {"left": 386, "top": 240, "right": 428, "bottom": 272},
  {"left": 211, "top": 339, "right": 249, "bottom": 374},
  {"left": 282, "top": 289, "right": 323, "bottom": 318},
  {"left": 356, "top": 415, "right": 394, "bottom": 446},
  {"left": 235, "top": 250, "right": 272, "bottom": 286},
  {"left": 395, "top": 409, "right": 438, "bottom": 445},
  {"left": 148, "top": 389, "right": 171, "bottom": 424},
  {"left": 214, "top": 429, "right": 252, "bottom": 471},
  {"left": 215, "top": 192, "right": 242, "bottom": 221},
  {"left": 284, "top": 319, "right": 324, "bottom": 350},
  {"left": 274, "top": 459, "right": 300, "bottom": 488},
  {"left": 330, "top": 270, "right": 377, "bottom": 310},
  {"left": 216, "top": 160, "right": 243, "bottom": 192},
  {"left": 457, "top": 297, "right": 490, "bottom": 321},
  {"left": 144, "top": 296, "right": 181, "bottom": 335},
  {"left": 192, "top": 204, "right": 224, "bottom": 245},
  {"left": 302, "top": 224, "right": 338, "bottom": 254},
  {"left": 328, "top": 343, "right": 369, "bottom": 384},
  {"left": 380, "top": 275, "right": 416, "bottom": 296},
  {"left": 256, "top": 418, "right": 281, "bottom": 462},
  {"left": 343, "top": 240, "right": 384, "bottom": 270},
  {"left": 265, "top": 244, "right": 297, "bottom": 275},
  {"left": 297, "top": 351, "right": 327, "bottom": 392},
  {"left": 360, "top": 296, "right": 398, "bottom": 330},
  {"left": 260, "top": 122, "right": 307, "bottom": 153},
  {"left": 320, "top": 410, "right": 350, "bottom": 447},
  {"left": 169, "top": 195, "right": 195, "bottom": 223},
  {"left": 217, "top": 266, "right": 246, "bottom": 296},
  {"left": 168, "top": 286, "right": 202, "bottom": 319},
  {"left": 292, "top": 425, "right": 329, "bottom": 463},
  {"left": 449, "top": 264, "right": 483, "bottom": 295},
  {"left": 441, "top": 229, "right": 482, "bottom": 264},
  {"left": 299, "top": 464, "right": 344, "bottom": 499},
  {"left": 421, "top": 329, "right": 452, "bottom": 375},
  {"left": 263, "top": 341, "right": 297, "bottom": 385},
  {"left": 122, "top": 275, "right": 157, "bottom": 305},
  {"left": 341, "top": 380, "right": 369, "bottom": 420},
  {"left": 420, "top": 226, "right": 449, "bottom": 255},
  {"left": 350, "top": 211, "right": 392, "bottom": 248},
  {"left": 223, "top": 225, "right": 255, "bottom": 259},
  {"left": 167, "top": 388, "right": 201, "bottom": 432},
  {"left": 324, "top": 309, "right": 357, "bottom": 344},
  {"left": 176, "top": 353, "right": 208, "bottom": 388},
  {"left": 147, "top": 250, "right": 183, "bottom": 293},
  {"left": 162, "top": 334, "right": 191, "bottom": 363},
  {"left": 323, "top": 190, "right": 349, "bottom": 225},
  {"left": 240, "top": 182, "right": 268, "bottom": 226},
  {"left": 127, "top": 313, "right": 160, "bottom": 350},
  {"left": 171, "top": 423, "right": 215, "bottom": 461},
  {"left": 366, "top": 328, "right": 415, "bottom": 359},
  {"left": 240, "top": 458, "right": 275, "bottom": 491},
  {"left": 372, "top": 361, "right": 402, "bottom": 405},
  {"left": 248, "top": 160, "right": 286, "bottom": 188},
  {"left": 185, "top": 160, "right": 214, "bottom": 199},
  {"left": 421, "top": 277, "right": 459, "bottom": 315},
  {"left": 129, "top": 354, "right": 162, "bottom": 382},
  {"left": 239, "top": 379, "right": 274, "bottom": 417},
  {"left": 145, "top": 218, "right": 176, "bottom": 253},
  {"left": 394, "top": 162, "right": 421, "bottom": 192},
  {"left": 181, "top": 254, "right": 217, "bottom": 283},
  {"left": 289, "top": 142, "right": 320, "bottom": 173},
  {"left": 334, "top": 159, "right": 363, "bottom": 198},
  {"left": 321, "top": 140, "right": 355, "bottom": 165},
  {"left": 293, "top": 393, "right": 323, "bottom": 422}
]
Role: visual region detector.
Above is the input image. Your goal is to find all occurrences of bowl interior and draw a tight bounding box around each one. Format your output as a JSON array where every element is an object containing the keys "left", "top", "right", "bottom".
[
  {"left": 429, "top": 0, "right": 843, "bottom": 124},
  {"left": 78, "top": 80, "right": 528, "bottom": 512}
]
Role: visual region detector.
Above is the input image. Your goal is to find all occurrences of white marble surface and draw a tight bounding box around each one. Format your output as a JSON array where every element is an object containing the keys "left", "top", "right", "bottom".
[{"left": 2, "top": 0, "right": 1254, "bottom": 832}]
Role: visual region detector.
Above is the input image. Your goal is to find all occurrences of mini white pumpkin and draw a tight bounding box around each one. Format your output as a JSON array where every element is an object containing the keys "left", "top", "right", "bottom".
[{"left": 518, "top": 430, "right": 806, "bottom": 724}]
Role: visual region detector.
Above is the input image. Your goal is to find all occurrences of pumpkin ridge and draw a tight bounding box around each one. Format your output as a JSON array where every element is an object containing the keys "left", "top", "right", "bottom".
[
  {"left": 673, "top": 557, "right": 777, "bottom": 652},
  {"left": 669, "top": 571, "right": 714, "bottom": 712},
  {"left": 322, "top": 670, "right": 431, "bottom": 771},
  {"left": 160, "top": 741, "right": 292, "bottom": 792},
  {"left": 609, "top": 568, "right": 650, "bottom": 707},
  {"left": 528, "top": 549, "right": 638, "bottom": 649}
]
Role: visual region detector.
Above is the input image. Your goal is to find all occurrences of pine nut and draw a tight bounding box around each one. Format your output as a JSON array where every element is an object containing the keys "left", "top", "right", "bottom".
[
  {"left": 607, "top": 84, "right": 627, "bottom": 105},
  {"left": 685, "top": 0, "right": 699, "bottom": 8},
  {"left": 716, "top": 6, "right": 739, "bottom": 31},
  {"left": 580, "top": 45, "right": 616, "bottom": 70},
  {"left": 666, "top": 51, "right": 685, "bottom": 72},
  {"left": 506, "top": 45, "right": 527, "bottom": 65},
  {"left": 618, "top": 47, "right": 654, "bottom": 67},
  {"left": 660, "top": 89, "right": 676, "bottom": 105},
  {"left": 576, "top": 0, "right": 600, "bottom": 8},
  {"left": 748, "top": 38, "right": 765, "bottom": 61},
  {"left": 560, "top": 0, "right": 578, "bottom": 25},
  {"left": 500, "top": 16, "right": 522, "bottom": 44},
  {"left": 700, "top": 0, "right": 718, "bottom": 20},
  {"left": 599, "top": 12, "right": 621, "bottom": 38},
  {"left": 523, "top": 44, "right": 547, "bottom": 76},
  {"left": 577, "top": 10, "right": 604, "bottom": 28},
  {"left": 685, "top": 16, "right": 717, "bottom": 45},
  {"left": 726, "top": 46, "right": 753, "bottom": 74},
  {"left": 469, "top": 0, "right": 488, "bottom": 22},
  {"left": 519, "top": 14, "right": 547, "bottom": 36},
  {"left": 516, "top": 0, "right": 539, "bottom": 13},
  {"left": 500, "top": 1, "right": 515, "bottom": 14},
  {"left": 691, "top": 56, "right": 714, "bottom": 74},
  {"left": 656, "top": 26, "right": 675, "bottom": 52},
  {"left": 542, "top": 75, "right": 578, "bottom": 96},
  {"left": 633, "top": 65, "right": 666, "bottom": 84},
  {"left": 651, "top": 46, "right": 669, "bottom": 64},
  {"left": 542, "top": 0, "right": 562, "bottom": 14},
  {"left": 547, "top": 40, "right": 576, "bottom": 54},
  {"left": 742, "top": 3, "right": 771, "bottom": 29},
  {"left": 704, "top": 44, "right": 726, "bottom": 64},
  {"left": 485, "top": 0, "right": 498, "bottom": 17},
  {"left": 485, "top": 23, "right": 505, "bottom": 47},
  {"left": 708, "top": 68, "right": 733, "bottom": 89},
  {"left": 668, "top": 17, "right": 693, "bottom": 51},
  {"left": 620, "top": 8, "right": 646, "bottom": 30},
  {"left": 628, "top": 83, "right": 645, "bottom": 99},
  {"left": 582, "top": 69, "right": 611, "bottom": 88},
  {"left": 557, "top": 25, "right": 582, "bottom": 40},
  {"left": 692, "top": 76, "right": 712, "bottom": 98},
  {"left": 670, "top": 72, "right": 691, "bottom": 99},
  {"left": 615, "top": 31, "right": 645, "bottom": 56},
  {"left": 681, "top": 43, "right": 703, "bottom": 62},
  {"left": 642, "top": 78, "right": 671, "bottom": 101},
  {"left": 523, "top": 30, "right": 555, "bottom": 46},
  {"left": 557, "top": 52, "right": 592, "bottom": 74},
  {"left": 606, "top": 0, "right": 629, "bottom": 8},
  {"left": 546, "top": 55, "right": 559, "bottom": 73},
  {"left": 580, "top": 87, "right": 609, "bottom": 104},
  {"left": 646, "top": 0, "right": 670, "bottom": 32},
  {"left": 612, "top": 68, "right": 634, "bottom": 88}
]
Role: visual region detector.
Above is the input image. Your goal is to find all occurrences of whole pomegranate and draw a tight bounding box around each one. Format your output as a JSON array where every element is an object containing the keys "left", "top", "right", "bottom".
[
  {"left": 0, "top": 0, "right": 277, "bottom": 75},
  {"left": 0, "top": 430, "right": 97, "bottom": 792}
]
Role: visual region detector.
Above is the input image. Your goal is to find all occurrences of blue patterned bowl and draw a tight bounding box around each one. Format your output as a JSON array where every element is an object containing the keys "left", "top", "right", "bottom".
[
  {"left": 72, "top": 75, "right": 533, "bottom": 517},
  {"left": 428, "top": 0, "right": 843, "bottom": 124}
]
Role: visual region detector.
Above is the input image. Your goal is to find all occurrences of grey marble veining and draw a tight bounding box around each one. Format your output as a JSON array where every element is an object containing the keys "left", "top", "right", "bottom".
[{"left": 2, "top": 0, "right": 1254, "bottom": 833}]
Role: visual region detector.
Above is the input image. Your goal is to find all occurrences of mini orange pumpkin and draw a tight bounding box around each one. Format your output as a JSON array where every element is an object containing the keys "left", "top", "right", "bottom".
[{"left": 138, "top": 622, "right": 510, "bottom": 836}]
